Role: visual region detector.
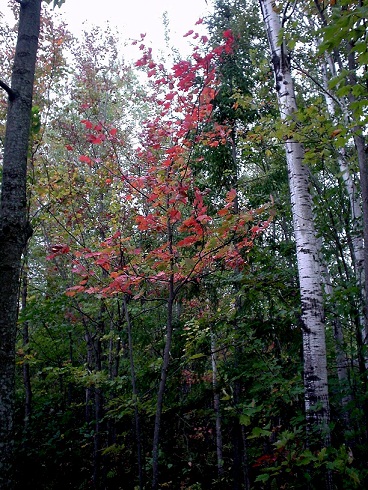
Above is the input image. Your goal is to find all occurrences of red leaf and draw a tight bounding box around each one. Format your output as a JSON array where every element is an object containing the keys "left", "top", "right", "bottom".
[
  {"left": 81, "top": 119, "right": 93, "bottom": 129},
  {"left": 177, "top": 235, "right": 198, "bottom": 247},
  {"left": 226, "top": 188, "right": 237, "bottom": 203},
  {"left": 223, "top": 29, "right": 233, "bottom": 39},
  {"left": 79, "top": 155, "right": 92, "bottom": 166},
  {"left": 169, "top": 208, "right": 182, "bottom": 221},
  {"left": 218, "top": 208, "right": 229, "bottom": 216},
  {"left": 184, "top": 29, "right": 194, "bottom": 37}
]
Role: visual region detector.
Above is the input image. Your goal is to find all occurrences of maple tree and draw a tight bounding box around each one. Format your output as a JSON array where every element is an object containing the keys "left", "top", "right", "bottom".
[{"left": 51, "top": 28, "right": 271, "bottom": 489}]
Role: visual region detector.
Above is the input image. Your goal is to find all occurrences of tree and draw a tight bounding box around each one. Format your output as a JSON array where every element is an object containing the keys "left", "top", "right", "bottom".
[
  {"left": 258, "top": 0, "right": 331, "bottom": 458},
  {"left": 0, "top": 0, "right": 63, "bottom": 486}
]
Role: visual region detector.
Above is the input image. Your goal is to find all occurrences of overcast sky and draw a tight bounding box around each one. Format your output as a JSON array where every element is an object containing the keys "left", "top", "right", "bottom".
[{"left": 3, "top": 0, "right": 212, "bottom": 58}]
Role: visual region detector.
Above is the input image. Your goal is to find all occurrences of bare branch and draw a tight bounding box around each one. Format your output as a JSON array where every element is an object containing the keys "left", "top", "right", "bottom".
[{"left": 0, "top": 80, "right": 17, "bottom": 101}]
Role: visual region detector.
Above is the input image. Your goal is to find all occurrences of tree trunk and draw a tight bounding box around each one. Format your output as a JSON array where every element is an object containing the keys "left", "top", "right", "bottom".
[
  {"left": 211, "top": 331, "right": 224, "bottom": 479},
  {"left": 21, "top": 257, "right": 32, "bottom": 428},
  {"left": 0, "top": 1, "right": 41, "bottom": 486},
  {"left": 313, "top": 0, "right": 368, "bottom": 364},
  {"left": 258, "top": 0, "right": 331, "bottom": 448},
  {"left": 152, "top": 219, "right": 176, "bottom": 490},
  {"left": 123, "top": 295, "right": 144, "bottom": 490}
]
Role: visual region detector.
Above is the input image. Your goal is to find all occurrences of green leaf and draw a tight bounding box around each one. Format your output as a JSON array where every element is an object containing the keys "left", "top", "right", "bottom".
[
  {"left": 239, "top": 414, "right": 251, "bottom": 426},
  {"left": 189, "top": 353, "right": 206, "bottom": 360},
  {"left": 247, "top": 427, "right": 272, "bottom": 439},
  {"left": 255, "top": 474, "right": 270, "bottom": 483}
]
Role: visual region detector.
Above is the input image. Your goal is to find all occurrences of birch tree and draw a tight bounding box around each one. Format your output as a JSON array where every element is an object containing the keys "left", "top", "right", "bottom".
[{"left": 258, "top": 0, "right": 331, "bottom": 447}]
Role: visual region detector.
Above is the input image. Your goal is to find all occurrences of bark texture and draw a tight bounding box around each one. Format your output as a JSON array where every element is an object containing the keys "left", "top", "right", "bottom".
[
  {"left": 0, "top": 1, "right": 41, "bottom": 486},
  {"left": 259, "top": 0, "right": 330, "bottom": 441}
]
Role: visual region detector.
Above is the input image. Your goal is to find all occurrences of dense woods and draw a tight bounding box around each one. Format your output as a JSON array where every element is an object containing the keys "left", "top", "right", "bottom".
[{"left": 0, "top": 0, "right": 368, "bottom": 488}]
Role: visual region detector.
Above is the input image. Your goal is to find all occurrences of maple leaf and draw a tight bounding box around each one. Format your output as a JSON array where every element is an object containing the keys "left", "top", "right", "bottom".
[
  {"left": 79, "top": 155, "right": 93, "bottom": 166},
  {"left": 177, "top": 235, "right": 199, "bottom": 247},
  {"left": 87, "top": 134, "right": 104, "bottom": 144},
  {"left": 81, "top": 119, "right": 93, "bottom": 129},
  {"left": 168, "top": 208, "right": 182, "bottom": 221}
]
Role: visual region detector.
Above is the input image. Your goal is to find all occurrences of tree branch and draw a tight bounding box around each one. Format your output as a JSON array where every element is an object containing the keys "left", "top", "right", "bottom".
[
  {"left": 292, "top": 61, "right": 343, "bottom": 108},
  {"left": 0, "top": 80, "right": 17, "bottom": 101}
]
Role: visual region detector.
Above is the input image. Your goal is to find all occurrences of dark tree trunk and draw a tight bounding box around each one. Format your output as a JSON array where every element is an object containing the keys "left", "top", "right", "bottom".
[
  {"left": 21, "top": 258, "right": 32, "bottom": 428},
  {"left": 151, "top": 281, "right": 175, "bottom": 490},
  {"left": 152, "top": 218, "right": 176, "bottom": 490},
  {"left": 210, "top": 332, "right": 224, "bottom": 479},
  {"left": 0, "top": 1, "right": 41, "bottom": 486},
  {"left": 124, "top": 295, "right": 144, "bottom": 490}
]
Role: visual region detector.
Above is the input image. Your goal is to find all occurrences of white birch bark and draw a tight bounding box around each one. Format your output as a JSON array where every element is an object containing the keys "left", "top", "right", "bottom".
[
  {"left": 259, "top": 0, "right": 330, "bottom": 438},
  {"left": 320, "top": 58, "right": 365, "bottom": 299}
]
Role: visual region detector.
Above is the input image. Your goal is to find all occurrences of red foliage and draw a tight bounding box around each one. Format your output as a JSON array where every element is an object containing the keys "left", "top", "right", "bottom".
[{"left": 63, "top": 27, "right": 271, "bottom": 300}]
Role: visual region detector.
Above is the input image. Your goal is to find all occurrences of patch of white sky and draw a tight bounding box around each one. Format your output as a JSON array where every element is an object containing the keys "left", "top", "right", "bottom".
[{"left": 3, "top": 0, "right": 213, "bottom": 61}]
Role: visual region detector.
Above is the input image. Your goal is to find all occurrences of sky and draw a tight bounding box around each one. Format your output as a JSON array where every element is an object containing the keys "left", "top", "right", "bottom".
[{"left": 3, "top": 0, "right": 212, "bottom": 59}]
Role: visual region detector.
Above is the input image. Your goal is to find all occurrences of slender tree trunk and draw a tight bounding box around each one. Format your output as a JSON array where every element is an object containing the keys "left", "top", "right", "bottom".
[
  {"left": 314, "top": 0, "right": 368, "bottom": 362},
  {"left": 85, "top": 329, "right": 94, "bottom": 424},
  {"left": 346, "top": 36, "right": 368, "bottom": 352},
  {"left": 152, "top": 219, "right": 176, "bottom": 490},
  {"left": 320, "top": 54, "right": 368, "bottom": 375},
  {"left": 123, "top": 295, "right": 144, "bottom": 490},
  {"left": 93, "top": 308, "right": 106, "bottom": 490},
  {"left": 211, "top": 331, "right": 224, "bottom": 479},
  {"left": 259, "top": 0, "right": 331, "bottom": 450},
  {"left": 320, "top": 59, "right": 364, "bottom": 289},
  {"left": 0, "top": 1, "right": 41, "bottom": 486}
]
